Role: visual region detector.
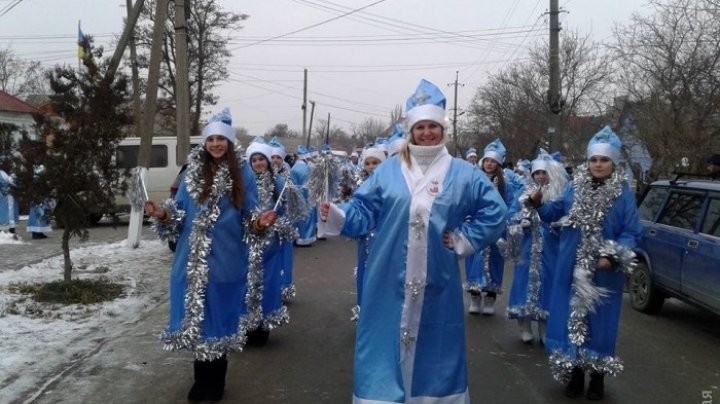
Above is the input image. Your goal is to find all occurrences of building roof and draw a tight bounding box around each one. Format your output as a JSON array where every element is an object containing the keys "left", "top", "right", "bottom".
[{"left": 0, "top": 90, "right": 40, "bottom": 114}]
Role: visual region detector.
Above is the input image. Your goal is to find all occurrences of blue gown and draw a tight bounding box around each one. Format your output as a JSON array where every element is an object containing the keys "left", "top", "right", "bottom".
[
  {"left": 538, "top": 177, "right": 641, "bottom": 381},
  {"left": 0, "top": 170, "right": 19, "bottom": 231},
  {"left": 464, "top": 174, "right": 515, "bottom": 294},
  {"left": 27, "top": 201, "right": 52, "bottom": 233},
  {"left": 332, "top": 152, "right": 506, "bottom": 403},
  {"left": 154, "top": 159, "right": 259, "bottom": 360},
  {"left": 291, "top": 160, "right": 317, "bottom": 245}
]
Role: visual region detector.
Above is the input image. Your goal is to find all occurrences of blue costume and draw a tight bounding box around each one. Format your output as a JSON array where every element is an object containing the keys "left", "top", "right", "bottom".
[
  {"left": 270, "top": 137, "right": 298, "bottom": 301},
  {"left": 320, "top": 80, "right": 506, "bottom": 403},
  {"left": 27, "top": 201, "right": 52, "bottom": 234},
  {"left": 538, "top": 127, "right": 642, "bottom": 384},
  {"left": 0, "top": 169, "right": 19, "bottom": 232},
  {"left": 291, "top": 147, "right": 317, "bottom": 246}
]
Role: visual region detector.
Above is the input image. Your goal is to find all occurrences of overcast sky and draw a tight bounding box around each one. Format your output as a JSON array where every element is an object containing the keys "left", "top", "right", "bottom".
[{"left": 0, "top": 0, "right": 650, "bottom": 139}]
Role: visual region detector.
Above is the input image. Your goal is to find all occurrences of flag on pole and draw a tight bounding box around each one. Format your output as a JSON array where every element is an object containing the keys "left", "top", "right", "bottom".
[{"left": 77, "top": 20, "right": 86, "bottom": 60}]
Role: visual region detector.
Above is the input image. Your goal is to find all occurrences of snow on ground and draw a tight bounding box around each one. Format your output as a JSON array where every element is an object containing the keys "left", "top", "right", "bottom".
[
  {"left": 0, "top": 231, "right": 25, "bottom": 245},
  {"left": 0, "top": 239, "right": 172, "bottom": 403}
]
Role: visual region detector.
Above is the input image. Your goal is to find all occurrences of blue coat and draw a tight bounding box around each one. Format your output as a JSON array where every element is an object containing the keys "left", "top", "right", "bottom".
[
  {"left": 539, "top": 179, "right": 641, "bottom": 379},
  {"left": 0, "top": 170, "right": 19, "bottom": 230},
  {"left": 291, "top": 160, "right": 317, "bottom": 245},
  {"left": 338, "top": 152, "right": 506, "bottom": 402}
]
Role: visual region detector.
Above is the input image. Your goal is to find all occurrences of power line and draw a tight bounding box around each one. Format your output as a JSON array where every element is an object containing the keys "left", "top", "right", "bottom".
[
  {"left": 230, "top": 0, "right": 387, "bottom": 50},
  {"left": 0, "top": 0, "right": 25, "bottom": 19}
]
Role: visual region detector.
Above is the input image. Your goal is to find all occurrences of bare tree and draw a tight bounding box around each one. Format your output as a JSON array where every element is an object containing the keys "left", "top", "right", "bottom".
[
  {"left": 265, "top": 123, "right": 299, "bottom": 138},
  {"left": 465, "top": 30, "right": 614, "bottom": 163},
  {"left": 611, "top": 0, "right": 720, "bottom": 176},
  {"left": 0, "top": 48, "right": 47, "bottom": 99},
  {"left": 351, "top": 117, "right": 388, "bottom": 148},
  {"left": 135, "top": 0, "right": 248, "bottom": 137}
]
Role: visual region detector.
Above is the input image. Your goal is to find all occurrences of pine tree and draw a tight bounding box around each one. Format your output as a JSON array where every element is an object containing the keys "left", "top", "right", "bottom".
[{"left": 13, "top": 40, "right": 132, "bottom": 282}]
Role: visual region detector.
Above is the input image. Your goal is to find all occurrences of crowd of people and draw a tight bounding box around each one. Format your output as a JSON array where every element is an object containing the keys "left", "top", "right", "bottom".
[{"left": 136, "top": 78, "right": 655, "bottom": 403}]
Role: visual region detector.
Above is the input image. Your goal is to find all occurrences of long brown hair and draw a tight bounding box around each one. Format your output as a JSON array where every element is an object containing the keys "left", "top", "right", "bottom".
[
  {"left": 199, "top": 146, "right": 244, "bottom": 209},
  {"left": 482, "top": 158, "right": 506, "bottom": 199}
]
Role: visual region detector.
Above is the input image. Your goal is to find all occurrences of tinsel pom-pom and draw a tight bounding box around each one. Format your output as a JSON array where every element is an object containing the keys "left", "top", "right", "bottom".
[{"left": 308, "top": 154, "right": 342, "bottom": 204}]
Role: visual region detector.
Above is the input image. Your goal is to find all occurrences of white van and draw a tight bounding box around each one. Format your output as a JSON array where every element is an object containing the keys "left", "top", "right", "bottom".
[{"left": 114, "top": 136, "right": 202, "bottom": 211}]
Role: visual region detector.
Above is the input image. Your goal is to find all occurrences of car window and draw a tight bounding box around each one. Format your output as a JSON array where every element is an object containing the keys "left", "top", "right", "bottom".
[
  {"left": 701, "top": 198, "right": 720, "bottom": 237},
  {"left": 657, "top": 191, "right": 705, "bottom": 231},
  {"left": 638, "top": 186, "right": 669, "bottom": 221},
  {"left": 117, "top": 145, "right": 168, "bottom": 169}
]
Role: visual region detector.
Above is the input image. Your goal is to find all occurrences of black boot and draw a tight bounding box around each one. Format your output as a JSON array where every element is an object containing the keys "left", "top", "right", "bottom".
[
  {"left": 32, "top": 232, "right": 47, "bottom": 239},
  {"left": 205, "top": 356, "right": 228, "bottom": 403},
  {"left": 586, "top": 372, "right": 605, "bottom": 400},
  {"left": 246, "top": 327, "right": 270, "bottom": 347},
  {"left": 564, "top": 367, "right": 585, "bottom": 398},
  {"left": 187, "top": 360, "right": 209, "bottom": 403},
  {"left": 8, "top": 227, "right": 15, "bottom": 234}
]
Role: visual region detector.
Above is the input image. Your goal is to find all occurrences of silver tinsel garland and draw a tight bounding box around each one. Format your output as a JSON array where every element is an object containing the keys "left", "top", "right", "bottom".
[
  {"left": 565, "top": 164, "right": 632, "bottom": 348},
  {"left": 549, "top": 349, "right": 624, "bottom": 383},
  {"left": 307, "top": 153, "right": 342, "bottom": 205},
  {"left": 281, "top": 284, "right": 296, "bottom": 302},
  {"left": 126, "top": 167, "right": 148, "bottom": 211},
  {"left": 150, "top": 199, "right": 185, "bottom": 243}
]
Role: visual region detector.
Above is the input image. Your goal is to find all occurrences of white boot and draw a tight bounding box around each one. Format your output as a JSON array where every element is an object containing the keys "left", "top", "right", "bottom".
[
  {"left": 468, "top": 294, "right": 482, "bottom": 314},
  {"left": 519, "top": 319, "right": 533, "bottom": 343},
  {"left": 481, "top": 295, "right": 496, "bottom": 316}
]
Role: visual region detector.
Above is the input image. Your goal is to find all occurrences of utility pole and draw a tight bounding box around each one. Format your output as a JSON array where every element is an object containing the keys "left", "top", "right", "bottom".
[
  {"left": 548, "top": 0, "right": 563, "bottom": 152},
  {"left": 306, "top": 101, "right": 316, "bottom": 148},
  {"left": 302, "top": 69, "right": 308, "bottom": 140},
  {"left": 326, "top": 112, "right": 331, "bottom": 145},
  {"left": 447, "top": 71, "right": 464, "bottom": 156},
  {"left": 174, "top": 0, "right": 191, "bottom": 165}
]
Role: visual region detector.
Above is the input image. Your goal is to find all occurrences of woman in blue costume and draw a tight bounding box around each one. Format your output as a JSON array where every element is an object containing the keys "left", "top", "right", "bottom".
[
  {"left": 291, "top": 146, "right": 317, "bottom": 246},
  {"left": 0, "top": 164, "right": 19, "bottom": 235},
  {"left": 144, "top": 109, "right": 277, "bottom": 403},
  {"left": 269, "top": 137, "right": 298, "bottom": 303},
  {"left": 349, "top": 145, "right": 386, "bottom": 322},
  {"left": 244, "top": 137, "right": 298, "bottom": 347},
  {"left": 531, "top": 126, "right": 641, "bottom": 400},
  {"left": 320, "top": 80, "right": 506, "bottom": 404},
  {"left": 464, "top": 138, "right": 515, "bottom": 315},
  {"left": 507, "top": 150, "right": 567, "bottom": 343},
  {"left": 26, "top": 166, "right": 52, "bottom": 239}
]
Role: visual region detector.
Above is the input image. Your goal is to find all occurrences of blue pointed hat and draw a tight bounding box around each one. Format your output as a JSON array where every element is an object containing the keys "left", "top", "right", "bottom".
[
  {"left": 517, "top": 159, "right": 531, "bottom": 173},
  {"left": 322, "top": 144, "right": 332, "bottom": 154},
  {"left": 386, "top": 124, "right": 407, "bottom": 156},
  {"left": 297, "top": 145, "right": 309, "bottom": 158},
  {"left": 404, "top": 79, "right": 447, "bottom": 133},
  {"left": 482, "top": 138, "right": 506, "bottom": 164},
  {"left": 269, "top": 136, "right": 286, "bottom": 159},
  {"left": 550, "top": 151, "right": 563, "bottom": 163},
  {"left": 374, "top": 137, "right": 388, "bottom": 152},
  {"left": 309, "top": 145, "right": 319, "bottom": 157},
  {"left": 465, "top": 147, "right": 478, "bottom": 160},
  {"left": 531, "top": 149, "right": 553, "bottom": 174},
  {"left": 247, "top": 136, "right": 272, "bottom": 162},
  {"left": 587, "top": 125, "right": 622, "bottom": 164},
  {"left": 202, "top": 107, "right": 235, "bottom": 144}
]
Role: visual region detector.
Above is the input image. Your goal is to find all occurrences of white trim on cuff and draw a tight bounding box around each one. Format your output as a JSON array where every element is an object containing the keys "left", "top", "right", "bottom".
[
  {"left": 317, "top": 203, "right": 345, "bottom": 237},
  {"left": 451, "top": 229, "right": 475, "bottom": 257}
]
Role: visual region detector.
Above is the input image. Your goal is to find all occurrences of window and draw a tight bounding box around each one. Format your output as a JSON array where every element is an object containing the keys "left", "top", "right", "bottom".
[
  {"left": 657, "top": 191, "right": 705, "bottom": 231},
  {"left": 116, "top": 145, "right": 168, "bottom": 169},
  {"left": 701, "top": 198, "right": 720, "bottom": 237},
  {"left": 638, "top": 186, "right": 669, "bottom": 221}
]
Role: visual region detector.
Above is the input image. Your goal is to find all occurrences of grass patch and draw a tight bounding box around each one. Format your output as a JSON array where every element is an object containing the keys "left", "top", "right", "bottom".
[{"left": 8, "top": 278, "right": 124, "bottom": 305}]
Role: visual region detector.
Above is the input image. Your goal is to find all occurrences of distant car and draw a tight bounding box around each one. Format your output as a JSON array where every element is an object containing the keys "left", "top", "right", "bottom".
[
  {"left": 630, "top": 176, "right": 720, "bottom": 315},
  {"left": 167, "top": 164, "right": 188, "bottom": 253}
]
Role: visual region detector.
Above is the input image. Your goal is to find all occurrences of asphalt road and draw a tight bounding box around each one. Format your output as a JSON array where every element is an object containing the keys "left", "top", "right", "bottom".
[{"left": 18, "top": 228, "right": 720, "bottom": 404}]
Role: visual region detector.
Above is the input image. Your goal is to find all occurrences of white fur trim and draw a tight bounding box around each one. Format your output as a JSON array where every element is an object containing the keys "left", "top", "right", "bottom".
[
  {"left": 587, "top": 143, "right": 619, "bottom": 164},
  {"left": 531, "top": 159, "right": 550, "bottom": 174},
  {"left": 404, "top": 104, "right": 447, "bottom": 133},
  {"left": 247, "top": 142, "right": 273, "bottom": 162},
  {"left": 271, "top": 147, "right": 286, "bottom": 159},
  {"left": 316, "top": 203, "right": 345, "bottom": 237},
  {"left": 362, "top": 147, "right": 386, "bottom": 163},
  {"left": 201, "top": 121, "right": 235, "bottom": 144},
  {"left": 482, "top": 151, "right": 504, "bottom": 164},
  {"left": 451, "top": 229, "right": 475, "bottom": 257}
]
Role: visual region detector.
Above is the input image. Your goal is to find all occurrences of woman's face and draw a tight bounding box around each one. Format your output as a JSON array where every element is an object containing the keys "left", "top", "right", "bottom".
[
  {"left": 271, "top": 155, "right": 284, "bottom": 169},
  {"left": 532, "top": 170, "right": 549, "bottom": 186},
  {"left": 411, "top": 120, "right": 443, "bottom": 146},
  {"left": 205, "top": 135, "right": 229, "bottom": 161},
  {"left": 364, "top": 157, "right": 381, "bottom": 174},
  {"left": 588, "top": 156, "right": 614, "bottom": 180},
  {"left": 251, "top": 154, "right": 269, "bottom": 173},
  {"left": 482, "top": 158, "right": 499, "bottom": 173}
]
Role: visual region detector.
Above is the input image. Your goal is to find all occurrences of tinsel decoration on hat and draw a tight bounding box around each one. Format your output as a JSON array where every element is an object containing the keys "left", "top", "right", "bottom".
[{"left": 307, "top": 152, "right": 342, "bottom": 208}]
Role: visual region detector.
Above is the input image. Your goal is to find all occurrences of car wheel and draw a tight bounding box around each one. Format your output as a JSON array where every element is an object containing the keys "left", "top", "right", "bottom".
[{"left": 630, "top": 261, "right": 665, "bottom": 314}]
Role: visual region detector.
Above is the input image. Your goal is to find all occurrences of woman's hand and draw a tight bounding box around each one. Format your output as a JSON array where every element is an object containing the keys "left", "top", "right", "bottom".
[
  {"left": 597, "top": 257, "right": 612, "bottom": 270},
  {"left": 320, "top": 202, "right": 331, "bottom": 219},
  {"left": 528, "top": 190, "right": 543, "bottom": 208},
  {"left": 443, "top": 230, "right": 454, "bottom": 249},
  {"left": 144, "top": 200, "right": 165, "bottom": 219},
  {"left": 259, "top": 210, "right": 277, "bottom": 229}
]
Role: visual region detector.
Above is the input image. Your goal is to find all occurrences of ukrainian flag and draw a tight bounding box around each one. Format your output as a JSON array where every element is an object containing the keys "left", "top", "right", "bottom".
[{"left": 77, "top": 21, "right": 86, "bottom": 60}]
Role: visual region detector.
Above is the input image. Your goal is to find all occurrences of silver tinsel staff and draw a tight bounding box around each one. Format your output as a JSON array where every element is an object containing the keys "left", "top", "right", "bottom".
[
  {"left": 126, "top": 167, "right": 148, "bottom": 211},
  {"left": 307, "top": 152, "right": 341, "bottom": 220}
]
